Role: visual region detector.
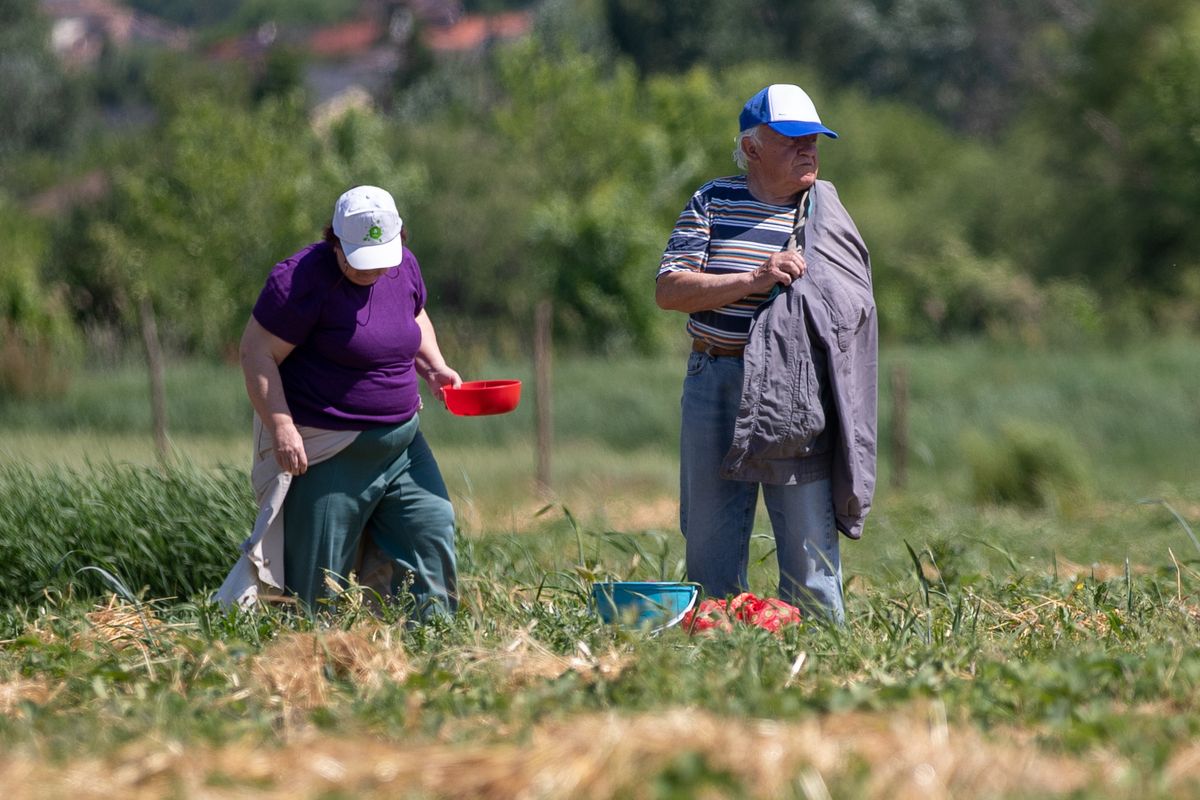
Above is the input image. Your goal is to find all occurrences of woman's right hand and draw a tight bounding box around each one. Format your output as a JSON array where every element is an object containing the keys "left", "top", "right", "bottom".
[
  {"left": 273, "top": 420, "right": 309, "bottom": 475},
  {"left": 240, "top": 318, "right": 305, "bottom": 474}
]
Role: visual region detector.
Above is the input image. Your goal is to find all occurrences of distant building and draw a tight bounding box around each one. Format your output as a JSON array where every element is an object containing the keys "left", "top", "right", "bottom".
[
  {"left": 423, "top": 10, "right": 533, "bottom": 54},
  {"left": 43, "top": 0, "right": 534, "bottom": 107},
  {"left": 39, "top": 0, "right": 188, "bottom": 68},
  {"left": 28, "top": 169, "right": 111, "bottom": 218}
]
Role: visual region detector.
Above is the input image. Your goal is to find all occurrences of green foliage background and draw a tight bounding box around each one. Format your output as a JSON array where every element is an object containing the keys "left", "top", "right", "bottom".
[
  {"left": 2, "top": 3, "right": 1200, "bottom": 786},
  {"left": 1, "top": 0, "right": 1199, "bottom": 382}
]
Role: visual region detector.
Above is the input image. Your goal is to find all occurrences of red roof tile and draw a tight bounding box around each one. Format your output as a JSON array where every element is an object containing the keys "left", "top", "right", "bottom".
[
  {"left": 309, "top": 20, "right": 383, "bottom": 57},
  {"left": 423, "top": 10, "right": 532, "bottom": 52}
]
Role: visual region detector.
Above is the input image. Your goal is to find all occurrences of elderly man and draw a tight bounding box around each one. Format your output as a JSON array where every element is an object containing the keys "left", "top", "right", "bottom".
[{"left": 656, "top": 84, "right": 877, "bottom": 623}]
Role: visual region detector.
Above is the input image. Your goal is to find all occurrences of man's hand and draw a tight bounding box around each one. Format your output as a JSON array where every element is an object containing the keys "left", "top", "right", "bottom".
[
  {"left": 752, "top": 251, "right": 806, "bottom": 292},
  {"left": 657, "top": 251, "right": 807, "bottom": 313}
]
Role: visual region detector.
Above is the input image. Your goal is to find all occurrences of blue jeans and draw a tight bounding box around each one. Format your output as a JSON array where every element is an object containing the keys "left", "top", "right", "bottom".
[{"left": 680, "top": 351, "right": 844, "bottom": 623}]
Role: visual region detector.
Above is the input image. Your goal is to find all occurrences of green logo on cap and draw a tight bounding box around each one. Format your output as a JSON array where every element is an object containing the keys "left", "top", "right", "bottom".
[{"left": 366, "top": 225, "right": 383, "bottom": 242}]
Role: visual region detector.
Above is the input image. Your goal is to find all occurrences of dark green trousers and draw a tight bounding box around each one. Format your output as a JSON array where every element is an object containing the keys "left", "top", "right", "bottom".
[{"left": 282, "top": 415, "right": 457, "bottom": 618}]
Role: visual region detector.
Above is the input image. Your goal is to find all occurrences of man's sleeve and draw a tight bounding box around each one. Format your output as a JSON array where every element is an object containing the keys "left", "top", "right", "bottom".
[{"left": 657, "top": 190, "right": 710, "bottom": 279}]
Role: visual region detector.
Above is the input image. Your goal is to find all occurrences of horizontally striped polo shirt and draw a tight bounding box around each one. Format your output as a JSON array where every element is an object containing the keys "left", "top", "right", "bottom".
[{"left": 657, "top": 175, "right": 808, "bottom": 348}]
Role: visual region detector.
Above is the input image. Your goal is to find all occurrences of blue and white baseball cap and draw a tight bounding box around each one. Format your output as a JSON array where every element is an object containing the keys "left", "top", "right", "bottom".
[
  {"left": 739, "top": 84, "right": 838, "bottom": 139},
  {"left": 332, "top": 185, "right": 405, "bottom": 270}
]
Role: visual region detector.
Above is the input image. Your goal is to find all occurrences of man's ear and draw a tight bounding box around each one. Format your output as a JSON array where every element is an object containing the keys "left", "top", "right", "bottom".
[{"left": 740, "top": 135, "right": 759, "bottom": 163}]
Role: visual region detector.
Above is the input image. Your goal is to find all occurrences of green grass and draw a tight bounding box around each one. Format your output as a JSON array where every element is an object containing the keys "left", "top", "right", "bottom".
[
  {"left": 879, "top": 337, "right": 1200, "bottom": 497},
  {"left": 3, "top": 338, "right": 1197, "bottom": 492},
  {"left": 2, "top": 339, "right": 1200, "bottom": 797},
  {"left": 3, "top": 339, "right": 1194, "bottom": 565},
  {"left": 3, "top": 517, "right": 1200, "bottom": 796}
]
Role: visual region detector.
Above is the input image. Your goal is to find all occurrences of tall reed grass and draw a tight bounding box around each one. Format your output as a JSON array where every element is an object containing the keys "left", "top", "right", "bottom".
[{"left": 0, "top": 462, "right": 250, "bottom": 605}]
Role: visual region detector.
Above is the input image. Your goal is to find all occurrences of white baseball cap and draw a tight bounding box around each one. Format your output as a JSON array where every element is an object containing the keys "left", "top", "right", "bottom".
[
  {"left": 331, "top": 185, "right": 405, "bottom": 270},
  {"left": 739, "top": 84, "right": 838, "bottom": 138}
]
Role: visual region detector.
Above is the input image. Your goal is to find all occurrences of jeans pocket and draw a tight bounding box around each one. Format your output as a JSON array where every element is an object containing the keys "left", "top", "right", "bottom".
[{"left": 685, "top": 351, "right": 707, "bottom": 377}]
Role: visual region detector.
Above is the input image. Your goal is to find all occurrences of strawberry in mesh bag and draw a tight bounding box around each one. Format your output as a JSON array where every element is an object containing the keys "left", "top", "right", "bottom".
[{"left": 683, "top": 592, "right": 802, "bottom": 635}]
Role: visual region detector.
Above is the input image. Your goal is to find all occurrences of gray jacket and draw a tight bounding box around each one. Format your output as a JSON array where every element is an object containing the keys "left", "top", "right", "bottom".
[{"left": 719, "top": 180, "right": 878, "bottom": 539}]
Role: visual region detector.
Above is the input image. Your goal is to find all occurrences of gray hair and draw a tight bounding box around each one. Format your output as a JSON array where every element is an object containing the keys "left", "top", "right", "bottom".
[{"left": 732, "top": 126, "right": 760, "bottom": 171}]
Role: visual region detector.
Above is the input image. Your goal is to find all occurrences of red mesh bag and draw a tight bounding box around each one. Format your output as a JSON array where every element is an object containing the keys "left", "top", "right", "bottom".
[{"left": 683, "top": 593, "right": 802, "bottom": 635}]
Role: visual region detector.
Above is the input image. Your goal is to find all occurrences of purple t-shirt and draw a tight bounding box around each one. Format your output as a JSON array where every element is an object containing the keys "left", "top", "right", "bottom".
[{"left": 252, "top": 241, "right": 427, "bottom": 431}]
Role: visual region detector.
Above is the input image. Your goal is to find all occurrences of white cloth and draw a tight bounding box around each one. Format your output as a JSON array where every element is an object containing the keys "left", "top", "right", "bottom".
[{"left": 215, "top": 417, "right": 360, "bottom": 609}]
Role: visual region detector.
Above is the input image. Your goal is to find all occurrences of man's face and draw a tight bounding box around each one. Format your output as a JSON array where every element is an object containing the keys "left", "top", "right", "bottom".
[{"left": 750, "top": 127, "right": 820, "bottom": 192}]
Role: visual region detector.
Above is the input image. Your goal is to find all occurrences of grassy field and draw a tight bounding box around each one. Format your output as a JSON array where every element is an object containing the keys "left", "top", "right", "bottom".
[{"left": 2, "top": 339, "right": 1200, "bottom": 797}]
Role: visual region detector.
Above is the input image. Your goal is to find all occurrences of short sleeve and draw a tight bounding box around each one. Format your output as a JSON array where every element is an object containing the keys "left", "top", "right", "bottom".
[
  {"left": 657, "top": 188, "right": 711, "bottom": 279},
  {"left": 252, "top": 245, "right": 329, "bottom": 345},
  {"left": 406, "top": 249, "right": 427, "bottom": 316}
]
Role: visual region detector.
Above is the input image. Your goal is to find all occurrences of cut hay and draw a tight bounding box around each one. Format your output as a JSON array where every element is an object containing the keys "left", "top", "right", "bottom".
[
  {"left": 79, "top": 595, "right": 166, "bottom": 654},
  {"left": 0, "top": 707, "right": 1148, "bottom": 799},
  {"left": 459, "top": 629, "right": 630, "bottom": 687},
  {"left": 1053, "top": 557, "right": 1148, "bottom": 582},
  {"left": 0, "top": 677, "right": 55, "bottom": 717},
  {"left": 251, "top": 625, "right": 410, "bottom": 709}
]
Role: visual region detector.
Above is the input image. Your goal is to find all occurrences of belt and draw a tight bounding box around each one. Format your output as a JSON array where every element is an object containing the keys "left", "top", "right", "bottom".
[{"left": 692, "top": 338, "right": 745, "bottom": 358}]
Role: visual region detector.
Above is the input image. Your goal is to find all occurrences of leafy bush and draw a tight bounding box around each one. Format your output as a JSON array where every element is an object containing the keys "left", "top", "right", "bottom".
[
  {"left": 0, "top": 197, "right": 81, "bottom": 398},
  {"left": 963, "top": 421, "right": 1091, "bottom": 511}
]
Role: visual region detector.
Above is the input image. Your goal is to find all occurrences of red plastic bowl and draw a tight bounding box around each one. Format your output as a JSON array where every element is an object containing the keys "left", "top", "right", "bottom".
[{"left": 443, "top": 380, "right": 522, "bottom": 416}]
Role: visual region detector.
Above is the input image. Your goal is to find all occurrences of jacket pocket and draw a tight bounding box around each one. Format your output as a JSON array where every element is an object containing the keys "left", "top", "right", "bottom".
[
  {"left": 745, "top": 357, "right": 824, "bottom": 461},
  {"left": 785, "top": 358, "right": 825, "bottom": 451},
  {"left": 823, "top": 281, "right": 866, "bottom": 352}
]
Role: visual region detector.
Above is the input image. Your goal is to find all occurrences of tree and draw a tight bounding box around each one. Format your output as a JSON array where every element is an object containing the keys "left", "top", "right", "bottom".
[
  {"left": 602, "top": 0, "right": 772, "bottom": 77},
  {"left": 0, "top": 195, "right": 80, "bottom": 397},
  {"left": 1029, "top": 0, "right": 1200, "bottom": 300},
  {"left": 486, "top": 40, "right": 722, "bottom": 352},
  {"left": 0, "top": 0, "right": 84, "bottom": 157},
  {"left": 602, "top": 0, "right": 1096, "bottom": 138}
]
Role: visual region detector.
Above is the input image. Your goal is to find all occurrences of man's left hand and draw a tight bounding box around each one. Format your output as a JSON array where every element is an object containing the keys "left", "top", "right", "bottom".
[{"left": 752, "top": 250, "right": 807, "bottom": 292}]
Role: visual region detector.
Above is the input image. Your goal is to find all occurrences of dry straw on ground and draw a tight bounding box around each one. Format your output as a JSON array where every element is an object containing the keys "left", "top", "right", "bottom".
[
  {"left": 251, "top": 626, "right": 411, "bottom": 709},
  {"left": 458, "top": 627, "right": 631, "bottom": 688},
  {"left": 0, "top": 676, "right": 55, "bottom": 717},
  {"left": 0, "top": 706, "right": 1155, "bottom": 799},
  {"left": 78, "top": 595, "right": 167, "bottom": 654}
]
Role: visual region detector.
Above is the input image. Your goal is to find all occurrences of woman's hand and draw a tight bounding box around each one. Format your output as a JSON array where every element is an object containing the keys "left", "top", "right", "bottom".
[
  {"left": 272, "top": 419, "right": 309, "bottom": 475},
  {"left": 239, "top": 317, "right": 305, "bottom": 474},
  {"left": 413, "top": 309, "right": 461, "bottom": 405},
  {"left": 422, "top": 365, "right": 463, "bottom": 405}
]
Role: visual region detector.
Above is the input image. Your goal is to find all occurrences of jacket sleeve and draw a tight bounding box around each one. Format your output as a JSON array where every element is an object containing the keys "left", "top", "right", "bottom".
[{"left": 830, "top": 299, "right": 877, "bottom": 539}]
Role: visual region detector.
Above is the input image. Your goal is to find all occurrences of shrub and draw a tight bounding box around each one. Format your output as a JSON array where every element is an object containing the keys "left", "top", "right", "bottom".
[
  {"left": 0, "top": 198, "right": 81, "bottom": 398},
  {"left": 963, "top": 421, "right": 1090, "bottom": 511}
]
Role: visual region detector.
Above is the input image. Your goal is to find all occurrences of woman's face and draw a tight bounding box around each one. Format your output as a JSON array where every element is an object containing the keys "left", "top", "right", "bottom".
[{"left": 334, "top": 244, "right": 388, "bottom": 286}]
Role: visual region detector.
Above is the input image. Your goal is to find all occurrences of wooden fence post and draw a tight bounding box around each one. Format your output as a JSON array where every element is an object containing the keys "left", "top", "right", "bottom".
[
  {"left": 138, "top": 295, "right": 169, "bottom": 463},
  {"left": 890, "top": 363, "right": 909, "bottom": 490},
  {"left": 534, "top": 300, "right": 553, "bottom": 493}
]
